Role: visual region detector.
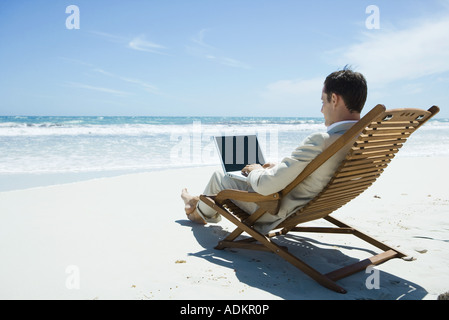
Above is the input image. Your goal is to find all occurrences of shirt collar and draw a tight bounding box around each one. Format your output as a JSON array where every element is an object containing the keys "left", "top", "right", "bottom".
[{"left": 326, "top": 120, "right": 358, "bottom": 133}]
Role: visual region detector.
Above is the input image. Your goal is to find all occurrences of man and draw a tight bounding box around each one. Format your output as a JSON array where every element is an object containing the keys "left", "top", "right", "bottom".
[{"left": 182, "top": 68, "right": 368, "bottom": 234}]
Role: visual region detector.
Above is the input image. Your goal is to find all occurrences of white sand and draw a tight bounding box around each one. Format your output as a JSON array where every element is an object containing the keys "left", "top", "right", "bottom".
[{"left": 0, "top": 156, "right": 448, "bottom": 300}]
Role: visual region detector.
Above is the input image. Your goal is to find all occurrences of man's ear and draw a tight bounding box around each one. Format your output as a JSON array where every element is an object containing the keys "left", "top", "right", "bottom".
[
  {"left": 331, "top": 93, "right": 339, "bottom": 107},
  {"left": 332, "top": 93, "right": 345, "bottom": 109}
]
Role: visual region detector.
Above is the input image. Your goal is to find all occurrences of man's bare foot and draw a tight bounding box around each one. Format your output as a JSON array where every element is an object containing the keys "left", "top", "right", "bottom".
[
  {"left": 181, "top": 188, "right": 199, "bottom": 214},
  {"left": 181, "top": 188, "right": 206, "bottom": 225}
]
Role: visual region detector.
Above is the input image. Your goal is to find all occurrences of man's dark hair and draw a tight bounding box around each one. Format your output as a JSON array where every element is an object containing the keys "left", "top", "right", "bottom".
[{"left": 323, "top": 67, "right": 368, "bottom": 113}]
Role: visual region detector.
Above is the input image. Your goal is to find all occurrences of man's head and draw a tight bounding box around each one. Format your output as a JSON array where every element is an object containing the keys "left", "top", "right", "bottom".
[{"left": 321, "top": 68, "right": 368, "bottom": 126}]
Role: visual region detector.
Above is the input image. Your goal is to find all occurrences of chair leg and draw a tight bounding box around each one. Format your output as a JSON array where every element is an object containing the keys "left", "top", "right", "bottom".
[
  {"left": 285, "top": 215, "right": 406, "bottom": 282},
  {"left": 325, "top": 249, "right": 399, "bottom": 281},
  {"left": 200, "top": 196, "right": 347, "bottom": 294},
  {"left": 323, "top": 216, "right": 407, "bottom": 258},
  {"left": 219, "top": 228, "right": 347, "bottom": 293},
  {"left": 216, "top": 207, "right": 267, "bottom": 247},
  {"left": 200, "top": 196, "right": 404, "bottom": 294}
]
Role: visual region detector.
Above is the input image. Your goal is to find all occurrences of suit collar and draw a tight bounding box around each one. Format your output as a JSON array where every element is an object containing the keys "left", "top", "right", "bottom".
[{"left": 327, "top": 120, "right": 358, "bottom": 134}]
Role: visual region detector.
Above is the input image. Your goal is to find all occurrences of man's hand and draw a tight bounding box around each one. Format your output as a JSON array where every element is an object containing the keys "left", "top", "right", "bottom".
[
  {"left": 241, "top": 162, "right": 277, "bottom": 176},
  {"left": 262, "top": 162, "right": 277, "bottom": 169},
  {"left": 241, "top": 164, "right": 263, "bottom": 176}
]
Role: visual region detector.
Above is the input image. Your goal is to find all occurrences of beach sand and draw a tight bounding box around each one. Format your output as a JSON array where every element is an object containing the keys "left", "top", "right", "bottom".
[{"left": 0, "top": 156, "right": 448, "bottom": 300}]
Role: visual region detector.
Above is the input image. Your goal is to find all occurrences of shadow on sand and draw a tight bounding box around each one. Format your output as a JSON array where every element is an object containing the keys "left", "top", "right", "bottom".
[{"left": 176, "top": 220, "right": 427, "bottom": 300}]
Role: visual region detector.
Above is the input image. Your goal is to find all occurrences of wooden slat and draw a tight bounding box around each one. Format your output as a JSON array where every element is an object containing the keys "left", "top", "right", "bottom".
[
  {"left": 336, "top": 162, "right": 381, "bottom": 173},
  {"left": 369, "top": 121, "right": 419, "bottom": 128},
  {"left": 376, "top": 109, "right": 431, "bottom": 122},
  {"left": 351, "top": 145, "right": 402, "bottom": 154},
  {"left": 339, "top": 162, "right": 388, "bottom": 173},
  {"left": 353, "top": 145, "right": 400, "bottom": 154},
  {"left": 312, "top": 197, "right": 368, "bottom": 209},
  {"left": 322, "top": 185, "right": 372, "bottom": 197},
  {"left": 324, "top": 182, "right": 374, "bottom": 195},
  {"left": 351, "top": 141, "right": 403, "bottom": 152},
  {"left": 302, "top": 205, "right": 350, "bottom": 216},
  {"left": 316, "top": 186, "right": 371, "bottom": 199},
  {"left": 331, "top": 171, "right": 381, "bottom": 183},
  {"left": 367, "top": 127, "right": 417, "bottom": 133},
  {"left": 327, "top": 176, "right": 378, "bottom": 189},
  {"left": 304, "top": 197, "right": 359, "bottom": 211},
  {"left": 332, "top": 168, "right": 381, "bottom": 178},
  {"left": 319, "top": 184, "right": 370, "bottom": 197},
  {"left": 306, "top": 201, "right": 352, "bottom": 212},
  {"left": 284, "top": 210, "right": 336, "bottom": 225},
  {"left": 306, "top": 199, "right": 343, "bottom": 210},
  {"left": 334, "top": 167, "right": 383, "bottom": 178},
  {"left": 354, "top": 139, "right": 406, "bottom": 148},
  {"left": 359, "top": 132, "right": 411, "bottom": 141},
  {"left": 223, "top": 201, "right": 250, "bottom": 220},
  {"left": 340, "top": 157, "right": 391, "bottom": 168},
  {"left": 348, "top": 151, "right": 398, "bottom": 160},
  {"left": 338, "top": 165, "right": 383, "bottom": 175},
  {"left": 347, "top": 155, "right": 396, "bottom": 163}
]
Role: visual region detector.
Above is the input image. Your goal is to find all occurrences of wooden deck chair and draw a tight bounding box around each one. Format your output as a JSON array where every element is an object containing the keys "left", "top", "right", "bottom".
[{"left": 199, "top": 105, "right": 440, "bottom": 293}]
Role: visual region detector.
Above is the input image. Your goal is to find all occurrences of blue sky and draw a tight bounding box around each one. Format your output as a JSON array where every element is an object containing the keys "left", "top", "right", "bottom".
[{"left": 0, "top": 0, "right": 448, "bottom": 117}]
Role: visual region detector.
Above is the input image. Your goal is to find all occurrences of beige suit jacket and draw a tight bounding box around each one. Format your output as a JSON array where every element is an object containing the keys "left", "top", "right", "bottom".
[{"left": 247, "top": 121, "right": 356, "bottom": 233}]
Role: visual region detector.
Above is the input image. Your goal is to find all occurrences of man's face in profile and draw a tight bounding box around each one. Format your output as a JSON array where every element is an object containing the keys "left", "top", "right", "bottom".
[{"left": 321, "top": 90, "right": 334, "bottom": 127}]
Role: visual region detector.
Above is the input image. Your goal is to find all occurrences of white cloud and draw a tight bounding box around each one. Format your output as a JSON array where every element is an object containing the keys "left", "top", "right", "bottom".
[
  {"left": 61, "top": 59, "right": 162, "bottom": 97},
  {"left": 261, "top": 11, "right": 449, "bottom": 115},
  {"left": 259, "top": 77, "right": 324, "bottom": 115},
  {"left": 128, "top": 35, "right": 168, "bottom": 55},
  {"left": 65, "top": 82, "right": 132, "bottom": 97},
  {"left": 192, "top": 29, "right": 214, "bottom": 49},
  {"left": 90, "top": 31, "right": 168, "bottom": 55},
  {"left": 333, "top": 15, "right": 449, "bottom": 85},
  {"left": 89, "top": 31, "right": 125, "bottom": 43},
  {"left": 264, "top": 78, "right": 324, "bottom": 96},
  {"left": 94, "top": 68, "right": 160, "bottom": 94},
  {"left": 187, "top": 29, "right": 250, "bottom": 69}
]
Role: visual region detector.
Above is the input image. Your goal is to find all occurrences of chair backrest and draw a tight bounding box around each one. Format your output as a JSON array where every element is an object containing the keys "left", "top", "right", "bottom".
[{"left": 278, "top": 105, "right": 440, "bottom": 230}]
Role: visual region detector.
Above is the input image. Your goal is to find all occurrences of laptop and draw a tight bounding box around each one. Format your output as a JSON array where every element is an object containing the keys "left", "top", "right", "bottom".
[{"left": 214, "top": 135, "right": 266, "bottom": 181}]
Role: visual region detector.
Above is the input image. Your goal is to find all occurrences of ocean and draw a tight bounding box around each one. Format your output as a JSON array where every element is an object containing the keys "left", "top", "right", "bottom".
[{"left": 1, "top": 115, "right": 448, "bottom": 191}]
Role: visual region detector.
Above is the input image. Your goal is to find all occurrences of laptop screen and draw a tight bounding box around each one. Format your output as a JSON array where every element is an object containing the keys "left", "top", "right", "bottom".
[{"left": 215, "top": 135, "right": 265, "bottom": 172}]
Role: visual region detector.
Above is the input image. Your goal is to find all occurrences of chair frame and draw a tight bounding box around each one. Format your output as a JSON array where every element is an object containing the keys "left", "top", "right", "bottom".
[{"left": 199, "top": 104, "right": 439, "bottom": 293}]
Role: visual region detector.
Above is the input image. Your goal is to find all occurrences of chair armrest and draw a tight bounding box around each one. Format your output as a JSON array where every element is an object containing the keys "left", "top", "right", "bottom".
[
  {"left": 213, "top": 189, "right": 281, "bottom": 215},
  {"left": 215, "top": 189, "right": 280, "bottom": 204}
]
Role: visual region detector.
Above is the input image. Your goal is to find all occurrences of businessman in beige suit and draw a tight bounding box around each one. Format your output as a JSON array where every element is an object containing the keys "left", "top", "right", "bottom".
[{"left": 182, "top": 68, "right": 368, "bottom": 234}]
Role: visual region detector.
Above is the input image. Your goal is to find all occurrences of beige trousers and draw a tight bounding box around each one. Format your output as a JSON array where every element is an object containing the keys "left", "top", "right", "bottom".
[{"left": 196, "top": 170, "right": 281, "bottom": 230}]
